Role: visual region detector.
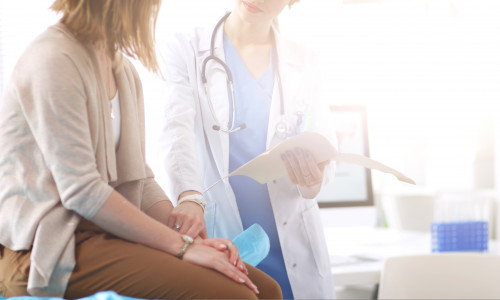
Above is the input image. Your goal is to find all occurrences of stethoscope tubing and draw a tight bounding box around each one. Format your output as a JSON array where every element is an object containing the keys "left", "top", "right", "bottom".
[
  {"left": 201, "top": 11, "right": 232, "bottom": 85},
  {"left": 201, "top": 11, "right": 289, "bottom": 134}
]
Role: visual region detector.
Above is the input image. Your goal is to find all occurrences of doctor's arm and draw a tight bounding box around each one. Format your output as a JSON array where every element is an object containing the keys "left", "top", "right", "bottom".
[
  {"left": 158, "top": 34, "right": 208, "bottom": 239},
  {"left": 282, "top": 41, "right": 335, "bottom": 199},
  {"left": 167, "top": 190, "right": 208, "bottom": 239}
]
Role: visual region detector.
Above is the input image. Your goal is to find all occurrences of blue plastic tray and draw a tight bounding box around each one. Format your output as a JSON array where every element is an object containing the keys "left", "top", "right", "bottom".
[{"left": 431, "top": 221, "right": 488, "bottom": 252}]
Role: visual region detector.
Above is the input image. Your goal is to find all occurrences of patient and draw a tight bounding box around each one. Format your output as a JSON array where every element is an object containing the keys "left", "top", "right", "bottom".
[{"left": 0, "top": 0, "right": 281, "bottom": 299}]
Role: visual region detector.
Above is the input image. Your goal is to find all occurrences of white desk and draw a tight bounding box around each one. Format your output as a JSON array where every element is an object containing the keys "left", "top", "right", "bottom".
[{"left": 325, "top": 226, "right": 499, "bottom": 287}]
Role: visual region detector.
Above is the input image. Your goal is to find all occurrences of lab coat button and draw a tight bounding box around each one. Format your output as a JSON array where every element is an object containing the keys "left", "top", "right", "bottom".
[
  {"left": 273, "top": 180, "right": 277, "bottom": 184},
  {"left": 283, "top": 221, "right": 287, "bottom": 226},
  {"left": 293, "top": 263, "right": 297, "bottom": 268}
]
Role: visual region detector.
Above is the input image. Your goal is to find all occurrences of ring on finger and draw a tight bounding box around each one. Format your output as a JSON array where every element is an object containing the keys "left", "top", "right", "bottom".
[
  {"left": 227, "top": 242, "right": 233, "bottom": 248},
  {"left": 174, "top": 224, "right": 181, "bottom": 230}
]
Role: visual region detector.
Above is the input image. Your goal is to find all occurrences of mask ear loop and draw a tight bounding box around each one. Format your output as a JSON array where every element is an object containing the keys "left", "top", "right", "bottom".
[{"left": 203, "top": 176, "right": 227, "bottom": 193}]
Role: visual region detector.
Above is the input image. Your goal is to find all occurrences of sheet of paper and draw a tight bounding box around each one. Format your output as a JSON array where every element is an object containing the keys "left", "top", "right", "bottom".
[{"left": 228, "top": 132, "right": 415, "bottom": 185}]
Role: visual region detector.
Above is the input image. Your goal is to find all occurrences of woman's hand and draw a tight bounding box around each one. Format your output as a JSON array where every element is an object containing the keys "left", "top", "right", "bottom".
[
  {"left": 168, "top": 200, "right": 207, "bottom": 239},
  {"left": 182, "top": 240, "right": 258, "bottom": 294},
  {"left": 201, "top": 238, "right": 248, "bottom": 275},
  {"left": 281, "top": 147, "right": 328, "bottom": 187}
]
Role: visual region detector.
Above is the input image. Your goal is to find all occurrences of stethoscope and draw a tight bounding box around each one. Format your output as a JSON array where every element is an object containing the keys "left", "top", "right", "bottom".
[{"left": 201, "top": 12, "right": 303, "bottom": 140}]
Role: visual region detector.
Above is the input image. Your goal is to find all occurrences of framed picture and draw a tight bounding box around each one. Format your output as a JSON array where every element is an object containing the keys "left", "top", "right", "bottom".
[{"left": 317, "top": 105, "right": 374, "bottom": 208}]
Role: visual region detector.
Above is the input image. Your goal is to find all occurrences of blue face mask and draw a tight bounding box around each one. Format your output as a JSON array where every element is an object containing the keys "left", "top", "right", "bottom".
[{"left": 232, "top": 223, "right": 270, "bottom": 266}]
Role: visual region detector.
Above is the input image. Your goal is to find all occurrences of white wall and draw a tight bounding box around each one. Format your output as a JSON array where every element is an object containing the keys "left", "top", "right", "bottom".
[
  {"left": 1, "top": 0, "right": 500, "bottom": 208},
  {"left": 0, "top": 1, "right": 57, "bottom": 96}
]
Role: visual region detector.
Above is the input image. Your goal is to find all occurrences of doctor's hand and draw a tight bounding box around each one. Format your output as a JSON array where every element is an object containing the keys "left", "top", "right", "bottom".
[
  {"left": 168, "top": 192, "right": 208, "bottom": 239},
  {"left": 281, "top": 147, "right": 329, "bottom": 187}
]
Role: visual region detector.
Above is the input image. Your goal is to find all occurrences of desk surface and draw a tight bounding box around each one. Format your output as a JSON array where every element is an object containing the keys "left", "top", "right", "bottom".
[{"left": 325, "top": 226, "right": 500, "bottom": 286}]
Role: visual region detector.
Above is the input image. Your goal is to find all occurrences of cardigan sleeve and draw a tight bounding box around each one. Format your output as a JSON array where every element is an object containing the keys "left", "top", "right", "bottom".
[
  {"left": 157, "top": 32, "right": 205, "bottom": 203},
  {"left": 15, "top": 43, "right": 112, "bottom": 220},
  {"left": 140, "top": 165, "right": 170, "bottom": 212}
]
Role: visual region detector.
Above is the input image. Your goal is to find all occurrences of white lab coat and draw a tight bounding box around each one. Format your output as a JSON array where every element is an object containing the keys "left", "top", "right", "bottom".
[{"left": 159, "top": 17, "right": 336, "bottom": 299}]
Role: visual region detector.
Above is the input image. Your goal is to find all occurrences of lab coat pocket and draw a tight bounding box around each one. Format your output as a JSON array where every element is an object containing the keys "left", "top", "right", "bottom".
[{"left": 302, "top": 204, "right": 330, "bottom": 278}]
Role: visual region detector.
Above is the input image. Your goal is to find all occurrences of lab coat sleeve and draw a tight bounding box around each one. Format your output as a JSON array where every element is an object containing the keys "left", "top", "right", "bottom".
[
  {"left": 158, "top": 33, "right": 204, "bottom": 204},
  {"left": 297, "top": 47, "right": 337, "bottom": 198},
  {"left": 311, "top": 47, "right": 338, "bottom": 183}
]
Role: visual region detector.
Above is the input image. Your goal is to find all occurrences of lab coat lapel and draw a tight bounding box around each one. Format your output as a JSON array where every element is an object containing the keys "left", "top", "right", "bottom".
[
  {"left": 196, "top": 24, "right": 230, "bottom": 178},
  {"left": 266, "top": 27, "right": 304, "bottom": 149}
]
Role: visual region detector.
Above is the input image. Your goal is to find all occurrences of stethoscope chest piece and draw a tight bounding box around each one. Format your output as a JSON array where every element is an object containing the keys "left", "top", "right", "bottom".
[
  {"left": 275, "top": 117, "right": 292, "bottom": 140},
  {"left": 275, "top": 109, "right": 306, "bottom": 140}
]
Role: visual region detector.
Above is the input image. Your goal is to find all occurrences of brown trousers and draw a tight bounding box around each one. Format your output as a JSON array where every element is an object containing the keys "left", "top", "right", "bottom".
[{"left": 0, "top": 228, "right": 282, "bottom": 299}]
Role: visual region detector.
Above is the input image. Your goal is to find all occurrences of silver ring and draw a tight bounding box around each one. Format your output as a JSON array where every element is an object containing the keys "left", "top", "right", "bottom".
[
  {"left": 227, "top": 242, "right": 233, "bottom": 248},
  {"left": 174, "top": 224, "right": 181, "bottom": 230}
]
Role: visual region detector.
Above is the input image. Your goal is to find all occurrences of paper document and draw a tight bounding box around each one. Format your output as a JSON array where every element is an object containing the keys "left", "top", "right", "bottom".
[{"left": 228, "top": 132, "right": 415, "bottom": 185}]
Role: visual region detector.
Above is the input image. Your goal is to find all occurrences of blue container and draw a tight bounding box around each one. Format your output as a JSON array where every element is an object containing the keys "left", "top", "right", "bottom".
[
  {"left": 431, "top": 221, "right": 488, "bottom": 252},
  {"left": 232, "top": 223, "right": 270, "bottom": 266}
]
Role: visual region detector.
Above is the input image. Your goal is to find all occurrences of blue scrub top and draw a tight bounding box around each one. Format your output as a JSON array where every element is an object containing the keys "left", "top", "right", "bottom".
[{"left": 224, "top": 34, "right": 294, "bottom": 299}]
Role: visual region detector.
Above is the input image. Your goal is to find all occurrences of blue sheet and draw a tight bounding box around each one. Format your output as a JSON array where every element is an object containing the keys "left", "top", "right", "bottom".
[{"left": 0, "top": 291, "right": 140, "bottom": 300}]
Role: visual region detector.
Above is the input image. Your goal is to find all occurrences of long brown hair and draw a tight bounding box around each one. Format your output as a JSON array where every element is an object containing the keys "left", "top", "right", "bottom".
[{"left": 51, "top": 0, "right": 161, "bottom": 72}]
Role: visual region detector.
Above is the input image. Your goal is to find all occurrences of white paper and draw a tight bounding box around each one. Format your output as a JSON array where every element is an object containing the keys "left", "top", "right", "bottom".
[{"left": 228, "top": 132, "right": 415, "bottom": 185}]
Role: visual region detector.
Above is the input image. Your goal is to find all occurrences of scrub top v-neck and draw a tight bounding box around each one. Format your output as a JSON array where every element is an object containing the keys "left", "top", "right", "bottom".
[{"left": 224, "top": 34, "right": 294, "bottom": 299}]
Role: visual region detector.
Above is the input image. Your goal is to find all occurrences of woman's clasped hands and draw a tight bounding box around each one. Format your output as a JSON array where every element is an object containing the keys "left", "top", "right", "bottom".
[{"left": 172, "top": 221, "right": 257, "bottom": 294}]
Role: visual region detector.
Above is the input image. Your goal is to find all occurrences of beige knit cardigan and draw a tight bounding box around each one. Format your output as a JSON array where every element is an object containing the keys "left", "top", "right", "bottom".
[{"left": 0, "top": 23, "right": 168, "bottom": 297}]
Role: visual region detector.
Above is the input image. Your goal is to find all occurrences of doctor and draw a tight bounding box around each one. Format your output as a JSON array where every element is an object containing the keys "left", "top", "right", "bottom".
[{"left": 159, "top": 0, "right": 335, "bottom": 298}]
